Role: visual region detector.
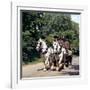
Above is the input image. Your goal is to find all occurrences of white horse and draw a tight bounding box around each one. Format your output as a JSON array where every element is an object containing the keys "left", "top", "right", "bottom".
[
  {"left": 52, "top": 40, "right": 66, "bottom": 71},
  {"left": 36, "top": 38, "right": 71, "bottom": 71},
  {"left": 56, "top": 47, "right": 67, "bottom": 71},
  {"left": 36, "top": 38, "right": 53, "bottom": 71},
  {"left": 58, "top": 39, "right": 73, "bottom": 69},
  {"left": 53, "top": 38, "right": 73, "bottom": 71}
]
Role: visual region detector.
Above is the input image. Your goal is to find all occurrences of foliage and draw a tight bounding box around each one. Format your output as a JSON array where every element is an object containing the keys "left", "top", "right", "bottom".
[{"left": 21, "top": 11, "right": 79, "bottom": 63}]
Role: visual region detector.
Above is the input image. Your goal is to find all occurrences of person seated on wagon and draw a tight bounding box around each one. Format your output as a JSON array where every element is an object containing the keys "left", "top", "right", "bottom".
[{"left": 64, "top": 38, "right": 72, "bottom": 55}]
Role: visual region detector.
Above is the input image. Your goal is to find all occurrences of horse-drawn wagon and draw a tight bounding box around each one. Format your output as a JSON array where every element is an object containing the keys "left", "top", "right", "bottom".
[{"left": 36, "top": 37, "right": 73, "bottom": 71}]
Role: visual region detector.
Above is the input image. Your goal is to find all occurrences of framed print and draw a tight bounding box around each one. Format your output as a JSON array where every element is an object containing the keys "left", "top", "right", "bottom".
[{"left": 11, "top": 1, "right": 88, "bottom": 88}]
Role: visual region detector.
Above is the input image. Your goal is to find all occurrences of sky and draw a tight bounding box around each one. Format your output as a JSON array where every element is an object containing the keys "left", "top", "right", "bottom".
[{"left": 71, "top": 14, "right": 80, "bottom": 25}]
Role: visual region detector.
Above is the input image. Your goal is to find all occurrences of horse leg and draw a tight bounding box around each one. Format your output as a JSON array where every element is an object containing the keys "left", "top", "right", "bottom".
[
  {"left": 58, "top": 63, "right": 64, "bottom": 71},
  {"left": 43, "top": 56, "right": 50, "bottom": 71},
  {"left": 69, "top": 56, "right": 72, "bottom": 65},
  {"left": 56, "top": 59, "right": 60, "bottom": 71},
  {"left": 66, "top": 55, "right": 72, "bottom": 67},
  {"left": 56, "top": 53, "right": 64, "bottom": 71},
  {"left": 50, "top": 60, "right": 55, "bottom": 70},
  {"left": 68, "top": 55, "right": 72, "bottom": 69},
  {"left": 63, "top": 54, "right": 69, "bottom": 68},
  {"left": 68, "top": 50, "right": 73, "bottom": 66},
  {"left": 56, "top": 62, "right": 59, "bottom": 71}
]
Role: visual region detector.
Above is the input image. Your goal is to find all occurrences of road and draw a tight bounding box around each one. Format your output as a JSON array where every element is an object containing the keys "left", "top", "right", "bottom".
[{"left": 22, "top": 56, "right": 79, "bottom": 78}]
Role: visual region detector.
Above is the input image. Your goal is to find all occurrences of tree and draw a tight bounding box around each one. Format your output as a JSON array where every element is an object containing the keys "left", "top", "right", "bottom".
[{"left": 21, "top": 11, "right": 79, "bottom": 63}]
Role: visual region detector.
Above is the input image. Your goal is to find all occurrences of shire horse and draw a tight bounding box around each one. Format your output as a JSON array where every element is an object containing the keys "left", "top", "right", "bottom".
[
  {"left": 50, "top": 37, "right": 66, "bottom": 71},
  {"left": 36, "top": 38, "right": 54, "bottom": 71},
  {"left": 36, "top": 38, "right": 64, "bottom": 71},
  {"left": 57, "top": 37, "right": 73, "bottom": 69},
  {"left": 36, "top": 37, "right": 72, "bottom": 71}
]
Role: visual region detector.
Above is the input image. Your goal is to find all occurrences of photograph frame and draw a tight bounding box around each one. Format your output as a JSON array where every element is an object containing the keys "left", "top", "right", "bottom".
[{"left": 11, "top": 1, "right": 88, "bottom": 88}]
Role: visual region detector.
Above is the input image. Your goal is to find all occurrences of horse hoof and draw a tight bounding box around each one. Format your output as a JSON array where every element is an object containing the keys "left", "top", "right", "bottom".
[
  {"left": 69, "top": 65, "right": 72, "bottom": 69},
  {"left": 58, "top": 67, "right": 63, "bottom": 71},
  {"left": 43, "top": 68, "right": 47, "bottom": 71},
  {"left": 64, "top": 65, "right": 67, "bottom": 69},
  {"left": 50, "top": 66, "right": 56, "bottom": 71},
  {"left": 56, "top": 67, "right": 59, "bottom": 71},
  {"left": 58, "top": 64, "right": 64, "bottom": 71}
]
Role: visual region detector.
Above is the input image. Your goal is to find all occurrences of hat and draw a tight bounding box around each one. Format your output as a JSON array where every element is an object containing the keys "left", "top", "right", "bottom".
[
  {"left": 54, "top": 35, "right": 58, "bottom": 39},
  {"left": 41, "top": 36, "right": 45, "bottom": 39}
]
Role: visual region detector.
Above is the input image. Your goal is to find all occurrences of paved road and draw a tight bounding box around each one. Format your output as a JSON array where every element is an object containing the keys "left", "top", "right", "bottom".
[{"left": 22, "top": 56, "right": 79, "bottom": 78}]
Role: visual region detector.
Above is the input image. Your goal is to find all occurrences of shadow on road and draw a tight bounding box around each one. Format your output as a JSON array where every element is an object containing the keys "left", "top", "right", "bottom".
[
  {"left": 67, "top": 71, "right": 79, "bottom": 75},
  {"left": 72, "top": 65, "right": 79, "bottom": 70},
  {"left": 66, "top": 65, "right": 79, "bottom": 75}
]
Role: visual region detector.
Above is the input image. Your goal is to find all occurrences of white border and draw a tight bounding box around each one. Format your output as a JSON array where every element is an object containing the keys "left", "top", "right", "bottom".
[{"left": 11, "top": 1, "right": 88, "bottom": 89}]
